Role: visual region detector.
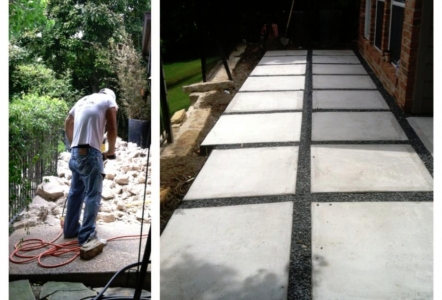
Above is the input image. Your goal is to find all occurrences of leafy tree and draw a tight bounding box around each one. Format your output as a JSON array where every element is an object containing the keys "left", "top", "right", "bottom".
[{"left": 9, "top": 0, "right": 50, "bottom": 37}]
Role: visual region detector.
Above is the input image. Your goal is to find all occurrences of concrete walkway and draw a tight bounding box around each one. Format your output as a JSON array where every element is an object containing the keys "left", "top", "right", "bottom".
[{"left": 160, "top": 50, "right": 433, "bottom": 299}]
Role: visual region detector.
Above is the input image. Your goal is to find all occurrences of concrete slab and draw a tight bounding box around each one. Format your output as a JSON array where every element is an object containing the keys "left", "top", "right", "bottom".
[
  {"left": 184, "top": 147, "right": 299, "bottom": 200},
  {"left": 9, "top": 222, "right": 149, "bottom": 277},
  {"left": 312, "top": 202, "right": 433, "bottom": 300},
  {"left": 161, "top": 202, "right": 293, "bottom": 300},
  {"left": 312, "top": 64, "right": 367, "bottom": 75},
  {"left": 240, "top": 76, "right": 305, "bottom": 91},
  {"left": 312, "top": 56, "right": 360, "bottom": 64},
  {"left": 250, "top": 64, "right": 306, "bottom": 76},
  {"left": 313, "top": 75, "right": 377, "bottom": 90},
  {"left": 313, "top": 50, "right": 355, "bottom": 56},
  {"left": 312, "top": 112, "right": 408, "bottom": 141},
  {"left": 311, "top": 144, "right": 433, "bottom": 192},
  {"left": 225, "top": 91, "right": 304, "bottom": 113},
  {"left": 258, "top": 56, "right": 307, "bottom": 65},
  {"left": 265, "top": 50, "right": 308, "bottom": 56},
  {"left": 201, "top": 112, "right": 302, "bottom": 146},
  {"left": 407, "top": 117, "right": 433, "bottom": 155},
  {"left": 313, "top": 90, "right": 389, "bottom": 109}
]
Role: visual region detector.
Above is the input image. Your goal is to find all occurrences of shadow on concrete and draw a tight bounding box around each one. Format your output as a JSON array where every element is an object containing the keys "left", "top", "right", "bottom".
[{"left": 161, "top": 253, "right": 287, "bottom": 300}]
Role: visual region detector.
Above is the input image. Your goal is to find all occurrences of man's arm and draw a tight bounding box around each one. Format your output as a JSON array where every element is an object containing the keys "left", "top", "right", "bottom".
[
  {"left": 104, "top": 107, "right": 117, "bottom": 156},
  {"left": 64, "top": 114, "right": 74, "bottom": 145}
]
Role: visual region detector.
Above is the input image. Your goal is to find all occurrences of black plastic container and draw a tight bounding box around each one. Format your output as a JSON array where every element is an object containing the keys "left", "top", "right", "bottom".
[{"left": 128, "top": 118, "right": 151, "bottom": 149}]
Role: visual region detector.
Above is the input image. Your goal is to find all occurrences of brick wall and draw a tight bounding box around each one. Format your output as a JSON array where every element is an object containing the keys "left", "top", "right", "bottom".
[{"left": 358, "top": 0, "right": 423, "bottom": 113}]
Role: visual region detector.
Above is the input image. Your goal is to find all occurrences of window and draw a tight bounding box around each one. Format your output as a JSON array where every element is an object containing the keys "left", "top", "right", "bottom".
[
  {"left": 365, "top": 0, "right": 372, "bottom": 38},
  {"left": 375, "top": 0, "right": 385, "bottom": 49},
  {"left": 389, "top": 0, "right": 405, "bottom": 64}
]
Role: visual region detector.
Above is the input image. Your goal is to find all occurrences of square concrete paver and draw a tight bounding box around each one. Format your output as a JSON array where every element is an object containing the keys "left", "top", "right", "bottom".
[
  {"left": 312, "top": 64, "right": 367, "bottom": 75},
  {"left": 312, "top": 202, "right": 433, "bottom": 300},
  {"left": 312, "top": 112, "right": 407, "bottom": 141},
  {"left": 240, "top": 76, "right": 305, "bottom": 91},
  {"left": 313, "top": 90, "right": 389, "bottom": 109},
  {"left": 201, "top": 112, "right": 302, "bottom": 146},
  {"left": 161, "top": 202, "right": 293, "bottom": 300},
  {"left": 312, "top": 56, "right": 360, "bottom": 64},
  {"left": 225, "top": 91, "right": 304, "bottom": 113},
  {"left": 184, "top": 147, "right": 299, "bottom": 200},
  {"left": 313, "top": 50, "right": 355, "bottom": 56},
  {"left": 258, "top": 56, "right": 307, "bottom": 65},
  {"left": 313, "top": 75, "right": 377, "bottom": 90},
  {"left": 250, "top": 64, "right": 306, "bottom": 76},
  {"left": 311, "top": 144, "right": 433, "bottom": 192},
  {"left": 407, "top": 117, "right": 433, "bottom": 155},
  {"left": 265, "top": 50, "right": 307, "bottom": 56}
]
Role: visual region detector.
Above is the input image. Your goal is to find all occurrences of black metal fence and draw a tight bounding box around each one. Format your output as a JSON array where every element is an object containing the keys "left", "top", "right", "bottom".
[{"left": 9, "top": 132, "right": 62, "bottom": 223}]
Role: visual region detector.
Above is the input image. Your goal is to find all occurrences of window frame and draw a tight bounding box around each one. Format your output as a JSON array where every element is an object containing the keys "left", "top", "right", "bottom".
[
  {"left": 374, "top": 0, "right": 385, "bottom": 51},
  {"left": 388, "top": 0, "right": 406, "bottom": 65},
  {"left": 365, "top": 0, "right": 372, "bottom": 39}
]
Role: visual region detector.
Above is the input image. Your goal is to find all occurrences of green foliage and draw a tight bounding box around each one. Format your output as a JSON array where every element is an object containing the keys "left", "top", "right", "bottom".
[
  {"left": 9, "top": 0, "right": 48, "bottom": 37},
  {"left": 10, "top": 62, "right": 81, "bottom": 105},
  {"left": 112, "top": 36, "right": 150, "bottom": 120},
  {"left": 9, "top": 94, "right": 68, "bottom": 220}
]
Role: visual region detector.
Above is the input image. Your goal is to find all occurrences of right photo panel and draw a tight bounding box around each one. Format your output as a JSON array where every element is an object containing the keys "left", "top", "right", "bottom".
[{"left": 159, "top": 0, "right": 434, "bottom": 299}]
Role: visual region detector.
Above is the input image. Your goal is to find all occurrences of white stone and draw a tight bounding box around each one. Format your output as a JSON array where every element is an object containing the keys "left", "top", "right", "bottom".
[
  {"left": 313, "top": 75, "right": 377, "bottom": 89},
  {"left": 240, "top": 76, "right": 305, "bottom": 91},
  {"left": 311, "top": 144, "right": 433, "bottom": 192},
  {"left": 225, "top": 91, "right": 304, "bottom": 113},
  {"left": 160, "top": 202, "right": 293, "bottom": 300},
  {"left": 184, "top": 147, "right": 299, "bottom": 200},
  {"left": 312, "top": 112, "right": 408, "bottom": 141},
  {"left": 101, "top": 187, "right": 114, "bottom": 200},
  {"left": 117, "top": 201, "right": 126, "bottom": 211},
  {"left": 202, "top": 112, "right": 302, "bottom": 146},
  {"left": 97, "top": 212, "right": 116, "bottom": 223},
  {"left": 250, "top": 64, "right": 306, "bottom": 76},
  {"left": 312, "top": 202, "right": 433, "bottom": 299},
  {"left": 58, "top": 152, "right": 71, "bottom": 162},
  {"left": 115, "top": 175, "right": 130, "bottom": 185},
  {"left": 312, "top": 90, "right": 388, "bottom": 109},
  {"left": 36, "top": 177, "right": 67, "bottom": 201},
  {"left": 105, "top": 173, "right": 116, "bottom": 180},
  {"left": 99, "top": 202, "right": 113, "bottom": 213}
]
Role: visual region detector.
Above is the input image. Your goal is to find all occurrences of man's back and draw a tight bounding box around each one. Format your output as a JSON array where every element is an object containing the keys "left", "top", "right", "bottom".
[{"left": 70, "top": 93, "right": 117, "bottom": 151}]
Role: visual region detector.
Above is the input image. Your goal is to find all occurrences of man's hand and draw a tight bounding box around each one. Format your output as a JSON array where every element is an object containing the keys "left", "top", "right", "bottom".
[{"left": 102, "top": 151, "right": 116, "bottom": 160}]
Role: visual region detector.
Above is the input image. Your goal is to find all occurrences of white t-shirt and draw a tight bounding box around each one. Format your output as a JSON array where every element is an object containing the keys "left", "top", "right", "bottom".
[{"left": 69, "top": 92, "right": 118, "bottom": 151}]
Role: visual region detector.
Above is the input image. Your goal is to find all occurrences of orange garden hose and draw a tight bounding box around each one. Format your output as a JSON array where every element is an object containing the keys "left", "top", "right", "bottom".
[{"left": 10, "top": 230, "right": 148, "bottom": 268}]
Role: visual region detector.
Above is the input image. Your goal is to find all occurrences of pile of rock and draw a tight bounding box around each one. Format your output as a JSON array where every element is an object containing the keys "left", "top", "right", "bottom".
[{"left": 12, "top": 138, "right": 152, "bottom": 231}]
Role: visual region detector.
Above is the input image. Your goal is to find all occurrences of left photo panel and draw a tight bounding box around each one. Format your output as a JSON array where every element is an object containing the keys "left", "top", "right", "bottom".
[{"left": 8, "top": 0, "right": 154, "bottom": 299}]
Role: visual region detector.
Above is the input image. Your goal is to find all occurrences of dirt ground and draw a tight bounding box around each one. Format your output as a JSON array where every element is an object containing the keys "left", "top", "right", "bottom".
[{"left": 160, "top": 41, "right": 294, "bottom": 233}]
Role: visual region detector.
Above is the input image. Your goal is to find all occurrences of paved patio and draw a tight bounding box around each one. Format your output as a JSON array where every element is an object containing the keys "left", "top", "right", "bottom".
[{"left": 160, "top": 49, "right": 433, "bottom": 299}]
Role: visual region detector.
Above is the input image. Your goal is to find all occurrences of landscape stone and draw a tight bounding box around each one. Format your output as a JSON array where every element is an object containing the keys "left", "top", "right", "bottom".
[
  {"left": 9, "top": 280, "right": 35, "bottom": 300},
  {"left": 182, "top": 80, "right": 234, "bottom": 93}
]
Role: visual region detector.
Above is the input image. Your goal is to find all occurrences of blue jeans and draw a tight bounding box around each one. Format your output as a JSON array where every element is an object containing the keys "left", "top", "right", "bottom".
[{"left": 64, "top": 147, "right": 104, "bottom": 245}]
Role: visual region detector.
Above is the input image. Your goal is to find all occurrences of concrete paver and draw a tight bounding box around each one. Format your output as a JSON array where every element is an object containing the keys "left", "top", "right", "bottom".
[
  {"left": 251, "top": 64, "right": 306, "bottom": 76},
  {"left": 240, "top": 76, "right": 305, "bottom": 91},
  {"left": 258, "top": 56, "right": 307, "bottom": 65},
  {"left": 311, "top": 144, "right": 433, "bottom": 193},
  {"left": 160, "top": 202, "right": 293, "bottom": 300},
  {"left": 265, "top": 50, "right": 308, "bottom": 56},
  {"left": 9, "top": 280, "right": 35, "bottom": 300},
  {"left": 312, "top": 56, "right": 360, "bottom": 64},
  {"left": 313, "top": 90, "right": 389, "bottom": 109},
  {"left": 407, "top": 117, "right": 433, "bottom": 155},
  {"left": 184, "top": 147, "right": 299, "bottom": 200},
  {"left": 201, "top": 112, "right": 302, "bottom": 146},
  {"left": 225, "top": 91, "right": 304, "bottom": 113},
  {"left": 312, "top": 64, "right": 367, "bottom": 75},
  {"left": 312, "top": 202, "right": 433, "bottom": 300},
  {"left": 312, "top": 50, "right": 355, "bottom": 56},
  {"left": 313, "top": 75, "right": 377, "bottom": 89},
  {"left": 312, "top": 112, "right": 407, "bottom": 141}
]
